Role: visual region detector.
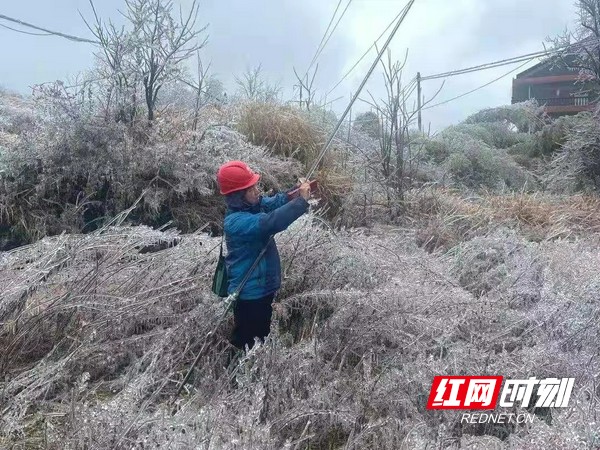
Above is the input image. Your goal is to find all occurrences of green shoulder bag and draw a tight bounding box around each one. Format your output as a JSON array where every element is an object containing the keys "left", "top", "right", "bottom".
[{"left": 211, "top": 235, "right": 229, "bottom": 297}]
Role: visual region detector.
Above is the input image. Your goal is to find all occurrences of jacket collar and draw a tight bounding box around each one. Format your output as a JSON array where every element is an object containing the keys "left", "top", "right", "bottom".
[{"left": 225, "top": 190, "right": 262, "bottom": 214}]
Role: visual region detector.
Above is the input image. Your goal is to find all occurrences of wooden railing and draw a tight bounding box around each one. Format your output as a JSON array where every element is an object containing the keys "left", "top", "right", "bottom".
[
  {"left": 536, "top": 97, "right": 592, "bottom": 106},
  {"left": 512, "top": 95, "right": 597, "bottom": 109}
]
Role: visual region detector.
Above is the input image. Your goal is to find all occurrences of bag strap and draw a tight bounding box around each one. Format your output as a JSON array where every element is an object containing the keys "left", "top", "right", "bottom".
[
  {"left": 231, "top": 236, "right": 273, "bottom": 300},
  {"left": 220, "top": 221, "right": 269, "bottom": 297}
]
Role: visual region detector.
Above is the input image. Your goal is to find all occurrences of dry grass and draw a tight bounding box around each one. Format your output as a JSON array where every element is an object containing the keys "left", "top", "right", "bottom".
[
  {"left": 0, "top": 99, "right": 303, "bottom": 249},
  {"left": 1, "top": 210, "right": 599, "bottom": 449},
  {"left": 404, "top": 188, "right": 600, "bottom": 252},
  {"left": 236, "top": 102, "right": 324, "bottom": 167},
  {"left": 486, "top": 193, "right": 600, "bottom": 238},
  {"left": 2, "top": 90, "right": 600, "bottom": 449},
  {"left": 235, "top": 101, "right": 356, "bottom": 219}
]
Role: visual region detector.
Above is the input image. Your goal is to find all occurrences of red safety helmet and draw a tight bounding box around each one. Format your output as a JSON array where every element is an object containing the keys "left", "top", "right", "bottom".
[{"left": 217, "top": 160, "right": 261, "bottom": 195}]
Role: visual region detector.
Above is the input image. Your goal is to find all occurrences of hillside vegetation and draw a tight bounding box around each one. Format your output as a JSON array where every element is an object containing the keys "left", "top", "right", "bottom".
[
  {"left": 1, "top": 84, "right": 600, "bottom": 448},
  {"left": 2, "top": 1, "right": 600, "bottom": 445}
]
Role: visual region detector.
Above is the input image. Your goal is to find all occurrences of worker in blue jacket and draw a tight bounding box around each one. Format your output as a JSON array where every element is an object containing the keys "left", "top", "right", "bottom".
[{"left": 217, "top": 161, "right": 311, "bottom": 350}]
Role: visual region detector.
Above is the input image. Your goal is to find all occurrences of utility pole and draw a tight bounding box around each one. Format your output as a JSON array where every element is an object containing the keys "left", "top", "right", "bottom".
[{"left": 417, "top": 71, "right": 422, "bottom": 133}]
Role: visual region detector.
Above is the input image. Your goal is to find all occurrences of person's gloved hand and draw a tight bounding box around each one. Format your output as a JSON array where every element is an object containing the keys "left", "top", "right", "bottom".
[
  {"left": 287, "top": 178, "right": 317, "bottom": 200},
  {"left": 298, "top": 182, "right": 311, "bottom": 200}
]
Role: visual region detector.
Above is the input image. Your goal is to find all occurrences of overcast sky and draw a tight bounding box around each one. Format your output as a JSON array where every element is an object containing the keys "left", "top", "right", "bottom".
[{"left": 0, "top": 0, "right": 578, "bottom": 130}]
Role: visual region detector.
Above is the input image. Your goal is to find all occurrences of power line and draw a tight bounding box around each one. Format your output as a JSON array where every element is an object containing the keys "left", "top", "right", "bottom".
[
  {"left": 296, "top": 0, "right": 353, "bottom": 103},
  {"left": 337, "top": 33, "right": 600, "bottom": 115},
  {"left": 415, "top": 38, "right": 600, "bottom": 113},
  {"left": 325, "top": 2, "right": 411, "bottom": 98},
  {"left": 0, "top": 13, "right": 98, "bottom": 44},
  {"left": 334, "top": 29, "right": 600, "bottom": 126},
  {"left": 422, "top": 50, "right": 552, "bottom": 81},
  {"left": 421, "top": 38, "right": 600, "bottom": 82},
  {"left": 401, "top": 76, "right": 418, "bottom": 99},
  {"left": 296, "top": 0, "right": 350, "bottom": 101},
  {"left": 303, "top": 0, "right": 353, "bottom": 84},
  {"left": 0, "top": 22, "right": 51, "bottom": 36},
  {"left": 422, "top": 57, "right": 534, "bottom": 111},
  {"left": 311, "top": 0, "right": 353, "bottom": 70},
  {"left": 306, "top": 0, "right": 417, "bottom": 179},
  {"left": 305, "top": 0, "right": 343, "bottom": 76}
]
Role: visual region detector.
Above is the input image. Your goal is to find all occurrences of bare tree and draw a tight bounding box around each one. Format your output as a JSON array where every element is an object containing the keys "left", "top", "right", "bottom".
[
  {"left": 234, "top": 64, "right": 281, "bottom": 103},
  {"left": 84, "top": 3, "right": 138, "bottom": 122},
  {"left": 361, "top": 49, "right": 444, "bottom": 206},
  {"left": 549, "top": 0, "right": 600, "bottom": 85},
  {"left": 126, "top": 0, "right": 207, "bottom": 121},
  {"left": 293, "top": 65, "right": 319, "bottom": 111},
  {"left": 362, "top": 49, "right": 409, "bottom": 202},
  {"left": 192, "top": 52, "right": 211, "bottom": 131},
  {"left": 177, "top": 54, "right": 225, "bottom": 129},
  {"left": 235, "top": 64, "right": 264, "bottom": 101},
  {"left": 85, "top": 0, "right": 207, "bottom": 122}
]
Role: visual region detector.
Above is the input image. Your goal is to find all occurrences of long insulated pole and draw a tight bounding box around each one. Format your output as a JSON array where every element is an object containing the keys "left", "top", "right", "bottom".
[{"left": 305, "top": 0, "right": 417, "bottom": 179}]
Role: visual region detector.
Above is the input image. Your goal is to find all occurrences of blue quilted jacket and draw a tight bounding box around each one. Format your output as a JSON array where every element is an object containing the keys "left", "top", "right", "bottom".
[{"left": 224, "top": 190, "right": 309, "bottom": 300}]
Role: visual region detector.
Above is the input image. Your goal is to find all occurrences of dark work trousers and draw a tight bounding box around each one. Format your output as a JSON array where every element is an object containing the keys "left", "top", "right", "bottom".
[{"left": 231, "top": 293, "right": 276, "bottom": 350}]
